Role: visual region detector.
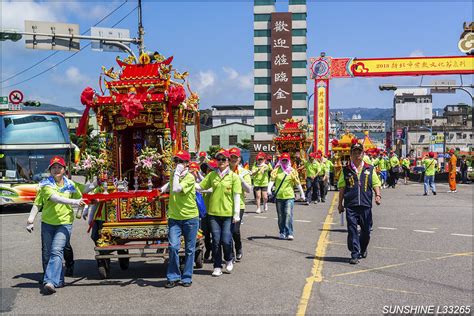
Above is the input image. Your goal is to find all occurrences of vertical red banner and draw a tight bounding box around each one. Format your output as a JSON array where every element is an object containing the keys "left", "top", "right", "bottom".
[{"left": 314, "top": 79, "right": 329, "bottom": 154}]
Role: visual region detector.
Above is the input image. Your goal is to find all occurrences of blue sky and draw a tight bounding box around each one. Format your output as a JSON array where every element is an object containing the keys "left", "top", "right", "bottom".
[{"left": 1, "top": 0, "right": 472, "bottom": 112}]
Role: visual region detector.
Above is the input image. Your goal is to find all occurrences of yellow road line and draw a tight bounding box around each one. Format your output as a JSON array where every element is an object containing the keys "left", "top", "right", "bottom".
[
  {"left": 322, "top": 279, "right": 430, "bottom": 297},
  {"left": 330, "top": 252, "right": 474, "bottom": 278},
  {"left": 296, "top": 194, "right": 338, "bottom": 316}
]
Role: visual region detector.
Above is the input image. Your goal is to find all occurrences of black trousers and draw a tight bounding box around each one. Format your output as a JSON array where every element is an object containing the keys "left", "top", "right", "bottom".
[
  {"left": 346, "top": 206, "right": 372, "bottom": 259},
  {"left": 232, "top": 209, "right": 245, "bottom": 253}
]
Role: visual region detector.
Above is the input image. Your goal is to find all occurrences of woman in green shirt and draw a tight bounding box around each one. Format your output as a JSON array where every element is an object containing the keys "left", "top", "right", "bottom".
[
  {"left": 28, "top": 156, "right": 85, "bottom": 295},
  {"left": 251, "top": 151, "right": 272, "bottom": 214},
  {"left": 161, "top": 150, "right": 200, "bottom": 288},
  {"left": 197, "top": 149, "right": 241, "bottom": 277},
  {"left": 268, "top": 153, "right": 305, "bottom": 240}
]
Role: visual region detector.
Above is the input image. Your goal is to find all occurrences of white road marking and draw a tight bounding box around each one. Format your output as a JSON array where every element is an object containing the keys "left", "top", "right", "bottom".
[
  {"left": 413, "top": 230, "right": 435, "bottom": 233},
  {"left": 254, "top": 216, "right": 267, "bottom": 219},
  {"left": 295, "top": 219, "right": 311, "bottom": 223},
  {"left": 378, "top": 227, "right": 397, "bottom": 230},
  {"left": 451, "top": 233, "right": 474, "bottom": 237}
]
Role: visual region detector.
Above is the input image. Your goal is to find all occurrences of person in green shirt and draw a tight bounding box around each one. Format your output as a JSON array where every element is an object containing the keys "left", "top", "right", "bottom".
[
  {"left": 268, "top": 152, "right": 305, "bottom": 240},
  {"left": 401, "top": 155, "right": 411, "bottom": 185},
  {"left": 197, "top": 149, "right": 241, "bottom": 277},
  {"left": 422, "top": 152, "right": 438, "bottom": 196},
  {"left": 316, "top": 155, "right": 328, "bottom": 202},
  {"left": 27, "top": 156, "right": 85, "bottom": 295},
  {"left": 229, "top": 147, "right": 252, "bottom": 262},
  {"left": 251, "top": 151, "right": 272, "bottom": 213},
  {"left": 388, "top": 152, "right": 400, "bottom": 188},
  {"left": 161, "top": 150, "right": 199, "bottom": 288},
  {"left": 337, "top": 143, "right": 381, "bottom": 264},
  {"left": 303, "top": 152, "right": 321, "bottom": 205}
]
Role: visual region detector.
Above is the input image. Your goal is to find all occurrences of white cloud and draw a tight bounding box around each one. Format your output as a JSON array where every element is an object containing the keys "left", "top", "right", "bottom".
[
  {"left": 1, "top": 1, "right": 119, "bottom": 30},
  {"left": 409, "top": 50, "right": 425, "bottom": 57},
  {"left": 52, "top": 66, "right": 92, "bottom": 87},
  {"left": 223, "top": 66, "right": 238, "bottom": 80}
]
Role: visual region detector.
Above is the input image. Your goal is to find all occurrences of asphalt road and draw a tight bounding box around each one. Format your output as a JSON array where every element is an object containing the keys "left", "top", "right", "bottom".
[{"left": 1, "top": 182, "right": 472, "bottom": 315}]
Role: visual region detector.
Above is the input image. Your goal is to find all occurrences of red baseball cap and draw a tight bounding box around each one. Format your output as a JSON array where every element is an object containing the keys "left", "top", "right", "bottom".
[
  {"left": 449, "top": 149, "right": 454, "bottom": 154},
  {"left": 256, "top": 152, "right": 266, "bottom": 160},
  {"left": 428, "top": 152, "right": 435, "bottom": 158},
  {"left": 174, "top": 150, "right": 191, "bottom": 161},
  {"left": 279, "top": 152, "right": 291, "bottom": 160},
  {"left": 189, "top": 162, "right": 200, "bottom": 170},
  {"left": 229, "top": 147, "right": 241, "bottom": 157},
  {"left": 309, "top": 152, "right": 317, "bottom": 158},
  {"left": 317, "top": 149, "right": 322, "bottom": 155},
  {"left": 215, "top": 149, "right": 230, "bottom": 159},
  {"left": 48, "top": 156, "right": 67, "bottom": 169},
  {"left": 208, "top": 159, "right": 218, "bottom": 169},
  {"left": 198, "top": 151, "right": 207, "bottom": 157}
]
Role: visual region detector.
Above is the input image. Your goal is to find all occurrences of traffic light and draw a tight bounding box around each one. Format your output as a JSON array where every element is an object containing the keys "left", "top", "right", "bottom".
[
  {"left": 0, "top": 30, "right": 22, "bottom": 42},
  {"left": 379, "top": 85, "right": 398, "bottom": 91},
  {"left": 23, "top": 100, "right": 41, "bottom": 107}
]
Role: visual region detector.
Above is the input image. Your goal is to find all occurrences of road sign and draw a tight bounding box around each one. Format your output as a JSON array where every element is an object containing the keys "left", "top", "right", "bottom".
[
  {"left": 91, "top": 27, "right": 130, "bottom": 52},
  {"left": 430, "top": 79, "right": 456, "bottom": 94},
  {"left": 9, "top": 90, "right": 23, "bottom": 104},
  {"left": 0, "top": 96, "right": 9, "bottom": 110},
  {"left": 25, "top": 20, "right": 80, "bottom": 51}
]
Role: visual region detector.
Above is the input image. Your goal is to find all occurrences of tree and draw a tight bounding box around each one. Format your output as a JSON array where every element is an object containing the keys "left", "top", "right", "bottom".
[
  {"left": 207, "top": 145, "right": 222, "bottom": 158},
  {"left": 236, "top": 138, "right": 252, "bottom": 150},
  {"left": 69, "top": 126, "right": 100, "bottom": 158}
]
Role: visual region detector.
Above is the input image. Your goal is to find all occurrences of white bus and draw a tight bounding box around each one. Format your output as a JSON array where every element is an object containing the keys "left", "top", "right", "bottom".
[{"left": 0, "top": 111, "right": 73, "bottom": 205}]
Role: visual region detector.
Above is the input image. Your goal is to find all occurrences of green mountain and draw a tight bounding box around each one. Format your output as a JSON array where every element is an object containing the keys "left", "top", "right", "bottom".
[{"left": 33, "top": 103, "right": 82, "bottom": 113}]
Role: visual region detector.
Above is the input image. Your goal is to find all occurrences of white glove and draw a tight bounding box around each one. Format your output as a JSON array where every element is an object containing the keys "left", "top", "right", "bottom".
[
  {"left": 82, "top": 205, "right": 89, "bottom": 220},
  {"left": 26, "top": 223, "right": 34, "bottom": 233},
  {"left": 174, "top": 163, "right": 185, "bottom": 176},
  {"left": 233, "top": 214, "right": 241, "bottom": 223},
  {"left": 300, "top": 195, "right": 306, "bottom": 202}
]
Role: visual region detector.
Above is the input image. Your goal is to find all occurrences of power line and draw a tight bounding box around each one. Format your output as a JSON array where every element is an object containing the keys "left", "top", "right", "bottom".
[
  {"left": 1, "top": 0, "right": 129, "bottom": 84},
  {"left": 2, "top": 5, "right": 138, "bottom": 89}
]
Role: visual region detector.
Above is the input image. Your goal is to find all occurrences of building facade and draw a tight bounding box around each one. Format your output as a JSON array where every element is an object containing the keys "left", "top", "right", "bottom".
[
  {"left": 253, "top": 0, "right": 308, "bottom": 148},
  {"left": 211, "top": 105, "right": 254, "bottom": 127},
  {"left": 406, "top": 103, "right": 472, "bottom": 160},
  {"left": 186, "top": 122, "right": 254, "bottom": 153}
]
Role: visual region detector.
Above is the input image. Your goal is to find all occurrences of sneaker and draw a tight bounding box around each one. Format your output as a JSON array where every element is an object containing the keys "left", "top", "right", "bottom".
[
  {"left": 360, "top": 250, "right": 368, "bottom": 258},
  {"left": 313, "top": 201, "right": 318, "bottom": 204},
  {"left": 181, "top": 282, "right": 192, "bottom": 287},
  {"left": 423, "top": 193, "right": 428, "bottom": 196},
  {"left": 349, "top": 258, "right": 360, "bottom": 265},
  {"left": 279, "top": 233, "right": 286, "bottom": 240},
  {"left": 165, "top": 280, "right": 179, "bottom": 288},
  {"left": 43, "top": 283, "right": 56, "bottom": 295},
  {"left": 287, "top": 235, "right": 294, "bottom": 240},
  {"left": 256, "top": 207, "right": 261, "bottom": 214},
  {"left": 433, "top": 191, "right": 437, "bottom": 195},
  {"left": 321, "top": 199, "right": 326, "bottom": 203},
  {"left": 264, "top": 204, "right": 268, "bottom": 212},
  {"left": 224, "top": 261, "right": 233, "bottom": 274},
  {"left": 236, "top": 251, "right": 243, "bottom": 262},
  {"left": 452, "top": 190, "right": 457, "bottom": 193},
  {"left": 306, "top": 201, "right": 310, "bottom": 205},
  {"left": 212, "top": 268, "right": 222, "bottom": 277}
]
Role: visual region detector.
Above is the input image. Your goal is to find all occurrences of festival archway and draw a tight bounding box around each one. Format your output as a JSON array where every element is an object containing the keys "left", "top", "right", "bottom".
[{"left": 309, "top": 54, "right": 474, "bottom": 154}]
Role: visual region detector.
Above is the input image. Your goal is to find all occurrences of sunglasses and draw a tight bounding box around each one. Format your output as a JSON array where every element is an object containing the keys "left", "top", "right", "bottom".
[
  {"left": 216, "top": 158, "right": 228, "bottom": 162},
  {"left": 257, "top": 158, "right": 264, "bottom": 161},
  {"left": 281, "top": 159, "right": 289, "bottom": 163},
  {"left": 174, "top": 158, "right": 184, "bottom": 163}
]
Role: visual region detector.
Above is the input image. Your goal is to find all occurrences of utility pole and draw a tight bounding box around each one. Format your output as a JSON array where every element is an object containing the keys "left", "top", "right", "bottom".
[{"left": 137, "top": 0, "right": 145, "bottom": 55}]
